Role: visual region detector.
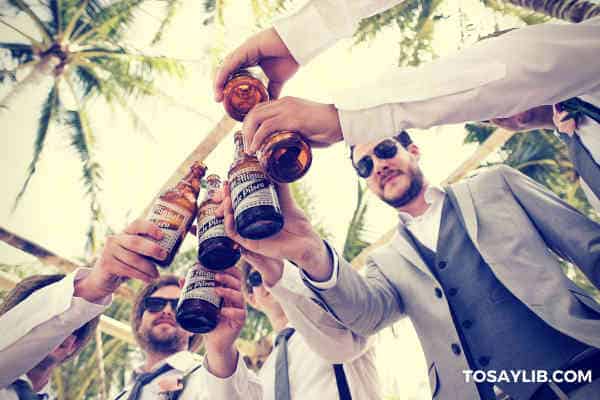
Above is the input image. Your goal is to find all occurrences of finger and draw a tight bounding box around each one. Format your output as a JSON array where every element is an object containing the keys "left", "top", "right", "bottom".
[
  {"left": 123, "top": 219, "right": 164, "bottom": 240},
  {"left": 242, "top": 102, "right": 280, "bottom": 153},
  {"left": 189, "top": 225, "right": 197, "bottom": 236},
  {"left": 250, "top": 116, "right": 286, "bottom": 154},
  {"left": 109, "top": 241, "right": 159, "bottom": 279},
  {"left": 215, "top": 271, "right": 242, "bottom": 290},
  {"left": 108, "top": 254, "right": 157, "bottom": 282},
  {"left": 220, "top": 307, "right": 247, "bottom": 320},
  {"left": 274, "top": 183, "right": 297, "bottom": 212},
  {"left": 178, "top": 277, "right": 185, "bottom": 289},
  {"left": 214, "top": 45, "right": 254, "bottom": 102},
  {"left": 117, "top": 234, "right": 166, "bottom": 260},
  {"left": 215, "top": 287, "right": 244, "bottom": 308},
  {"left": 268, "top": 80, "right": 284, "bottom": 100}
]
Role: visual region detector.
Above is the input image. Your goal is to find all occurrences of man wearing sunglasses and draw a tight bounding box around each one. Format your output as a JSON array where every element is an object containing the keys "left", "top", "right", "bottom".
[
  {"left": 117, "top": 272, "right": 261, "bottom": 400},
  {"left": 217, "top": 131, "right": 600, "bottom": 399}
]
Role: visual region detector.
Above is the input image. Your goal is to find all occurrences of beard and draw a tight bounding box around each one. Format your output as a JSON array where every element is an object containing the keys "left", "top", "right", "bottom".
[
  {"left": 381, "top": 166, "right": 424, "bottom": 208},
  {"left": 140, "top": 325, "right": 187, "bottom": 354}
]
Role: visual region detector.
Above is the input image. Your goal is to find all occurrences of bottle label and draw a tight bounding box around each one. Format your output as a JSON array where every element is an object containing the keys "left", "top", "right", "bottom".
[
  {"left": 178, "top": 267, "right": 222, "bottom": 309},
  {"left": 146, "top": 200, "right": 194, "bottom": 259},
  {"left": 197, "top": 205, "right": 227, "bottom": 243},
  {"left": 230, "top": 166, "right": 281, "bottom": 218}
]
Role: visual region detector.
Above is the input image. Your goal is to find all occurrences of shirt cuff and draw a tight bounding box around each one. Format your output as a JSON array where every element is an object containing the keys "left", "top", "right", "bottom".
[
  {"left": 338, "top": 104, "right": 400, "bottom": 146},
  {"left": 267, "top": 260, "right": 306, "bottom": 296},
  {"left": 273, "top": 2, "right": 349, "bottom": 65},
  {"left": 300, "top": 241, "right": 339, "bottom": 290},
  {"left": 203, "top": 352, "right": 257, "bottom": 397}
]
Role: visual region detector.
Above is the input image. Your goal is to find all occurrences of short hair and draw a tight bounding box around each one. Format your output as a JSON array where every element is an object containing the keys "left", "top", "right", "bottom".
[
  {"left": 0, "top": 274, "right": 99, "bottom": 361},
  {"left": 350, "top": 130, "right": 413, "bottom": 163},
  {"left": 131, "top": 275, "right": 203, "bottom": 352}
]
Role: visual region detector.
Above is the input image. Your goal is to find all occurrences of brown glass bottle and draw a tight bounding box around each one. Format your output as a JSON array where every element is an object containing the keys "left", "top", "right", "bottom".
[
  {"left": 223, "top": 69, "right": 269, "bottom": 122},
  {"left": 145, "top": 161, "right": 207, "bottom": 267},
  {"left": 258, "top": 131, "right": 312, "bottom": 183},
  {"left": 176, "top": 263, "right": 222, "bottom": 333},
  {"left": 197, "top": 174, "right": 241, "bottom": 270},
  {"left": 228, "top": 131, "right": 284, "bottom": 239}
]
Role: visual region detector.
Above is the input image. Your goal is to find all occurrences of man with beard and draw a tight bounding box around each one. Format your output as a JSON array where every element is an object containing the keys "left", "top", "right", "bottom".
[
  {"left": 118, "top": 273, "right": 261, "bottom": 400},
  {"left": 216, "top": 131, "right": 600, "bottom": 399}
]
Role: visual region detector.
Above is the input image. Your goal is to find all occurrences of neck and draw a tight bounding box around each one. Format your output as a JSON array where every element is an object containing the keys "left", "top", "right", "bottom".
[
  {"left": 267, "top": 310, "right": 289, "bottom": 333},
  {"left": 143, "top": 349, "right": 181, "bottom": 372},
  {"left": 26, "top": 363, "right": 54, "bottom": 392},
  {"left": 396, "top": 182, "right": 431, "bottom": 217}
]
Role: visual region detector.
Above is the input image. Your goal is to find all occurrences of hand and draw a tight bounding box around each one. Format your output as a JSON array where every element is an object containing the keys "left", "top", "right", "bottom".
[
  {"left": 241, "top": 250, "right": 284, "bottom": 288},
  {"left": 553, "top": 104, "right": 578, "bottom": 136},
  {"left": 242, "top": 96, "right": 343, "bottom": 154},
  {"left": 215, "top": 182, "right": 332, "bottom": 281},
  {"left": 75, "top": 219, "right": 163, "bottom": 302},
  {"left": 204, "top": 267, "right": 247, "bottom": 378},
  {"left": 214, "top": 28, "right": 299, "bottom": 102}
]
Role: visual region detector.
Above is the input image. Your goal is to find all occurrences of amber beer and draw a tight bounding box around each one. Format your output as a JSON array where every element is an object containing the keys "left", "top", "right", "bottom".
[
  {"left": 258, "top": 131, "right": 312, "bottom": 183},
  {"left": 176, "top": 263, "right": 222, "bottom": 333},
  {"left": 223, "top": 69, "right": 268, "bottom": 122},
  {"left": 228, "top": 131, "right": 284, "bottom": 239},
  {"left": 145, "top": 162, "right": 206, "bottom": 267},
  {"left": 197, "top": 174, "right": 241, "bottom": 270}
]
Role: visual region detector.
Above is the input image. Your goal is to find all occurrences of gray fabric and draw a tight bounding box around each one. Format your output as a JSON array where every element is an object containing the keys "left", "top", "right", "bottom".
[
  {"left": 560, "top": 132, "right": 600, "bottom": 199},
  {"left": 274, "top": 327, "right": 295, "bottom": 400},
  {"left": 569, "top": 377, "right": 600, "bottom": 400},
  {"left": 10, "top": 380, "right": 43, "bottom": 400},
  {"left": 307, "top": 165, "right": 600, "bottom": 400}
]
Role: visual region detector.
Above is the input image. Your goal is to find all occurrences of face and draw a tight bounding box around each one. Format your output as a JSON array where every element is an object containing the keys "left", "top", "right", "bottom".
[
  {"left": 489, "top": 105, "right": 553, "bottom": 132},
  {"left": 138, "top": 285, "right": 192, "bottom": 354},
  {"left": 353, "top": 139, "right": 424, "bottom": 208}
]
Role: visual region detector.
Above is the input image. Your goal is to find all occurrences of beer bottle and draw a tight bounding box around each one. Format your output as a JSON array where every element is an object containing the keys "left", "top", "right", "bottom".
[
  {"left": 176, "top": 263, "right": 222, "bottom": 333},
  {"left": 258, "top": 131, "right": 312, "bottom": 183},
  {"left": 197, "top": 174, "right": 241, "bottom": 270},
  {"left": 223, "top": 69, "right": 269, "bottom": 122},
  {"left": 228, "top": 131, "right": 284, "bottom": 239},
  {"left": 145, "top": 161, "right": 207, "bottom": 267}
]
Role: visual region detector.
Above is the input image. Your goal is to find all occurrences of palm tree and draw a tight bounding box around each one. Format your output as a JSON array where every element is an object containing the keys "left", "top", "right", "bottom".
[{"left": 0, "top": 0, "right": 185, "bottom": 250}]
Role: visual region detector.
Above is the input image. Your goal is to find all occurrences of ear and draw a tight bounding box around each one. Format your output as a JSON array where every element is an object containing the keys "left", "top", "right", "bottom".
[{"left": 407, "top": 143, "right": 420, "bottom": 159}]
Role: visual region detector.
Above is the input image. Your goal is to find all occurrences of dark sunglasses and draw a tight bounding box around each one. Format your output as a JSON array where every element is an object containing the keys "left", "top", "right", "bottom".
[
  {"left": 143, "top": 297, "right": 179, "bottom": 313},
  {"left": 354, "top": 139, "right": 400, "bottom": 178}
]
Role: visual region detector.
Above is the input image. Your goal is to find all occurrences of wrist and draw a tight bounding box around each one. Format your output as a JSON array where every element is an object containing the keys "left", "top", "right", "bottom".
[
  {"left": 205, "top": 344, "right": 238, "bottom": 378},
  {"left": 74, "top": 274, "right": 109, "bottom": 303},
  {"left": 292, "top": 239, "right": 332, "bottom": 282},
  {"left": 262, "top": 260, "right": 284, "bottom": 287}
]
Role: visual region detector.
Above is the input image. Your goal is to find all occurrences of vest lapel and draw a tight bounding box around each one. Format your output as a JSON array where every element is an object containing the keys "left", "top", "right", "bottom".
[
  {"left": 391, "top": 228, "right": 439, "bottom": 284},
  {"left": 447, "top": 181, "right": 479, "bottom": 248}
]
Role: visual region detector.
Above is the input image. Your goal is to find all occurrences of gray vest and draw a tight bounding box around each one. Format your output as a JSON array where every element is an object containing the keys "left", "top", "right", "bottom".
[
  {"left": 560, "top": 132, "right": 600, "bottom": 199},
  {"left": 405, "top": 193, "right": 590, "bottom": 400}
]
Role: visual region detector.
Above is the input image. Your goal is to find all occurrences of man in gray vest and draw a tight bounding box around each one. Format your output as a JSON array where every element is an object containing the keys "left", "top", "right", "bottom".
[{"left": 218, "top": 131, "right": 600, "bottom": 399}]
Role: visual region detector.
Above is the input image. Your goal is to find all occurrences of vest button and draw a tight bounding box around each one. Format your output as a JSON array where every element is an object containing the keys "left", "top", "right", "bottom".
[
  {"left": 448, "top": 288, "right": 458, "bottom": 296},
  {"left": 435, "top": 288, "right": 443, "bottom": 298},
  {"left": 438, "top": 261, "right": 447, "bottom": 269},
  {"left": 479, "top": 356, "right": 491, "bottom": 367},
  {"left": 462, "top": 320, "right": 473, "bottom": 329},
  {"left": 451, "top": 343, "right": 462, "bottom": 355}
]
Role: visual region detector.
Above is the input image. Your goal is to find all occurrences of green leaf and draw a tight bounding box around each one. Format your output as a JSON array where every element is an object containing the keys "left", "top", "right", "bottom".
[{"left": 343, "top": 180, "right": 371, "bottom": 261}]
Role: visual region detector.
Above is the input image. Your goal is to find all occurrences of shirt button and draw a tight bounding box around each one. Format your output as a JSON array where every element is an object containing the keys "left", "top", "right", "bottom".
[
  {"left": 435, "top": 288, "right": 443, "bottom": 298},
  {"left": 438, "top": 261, "right": 447, "bottom": 269},
  {"left": 479, "top": 356, "right": 491, "bottom": 367},
  {"left": 451, "top": 343, "right": 462, "bottom": 355},
  {"left": 462, "top": 320, "right": 473, "bottom": 329},
  {"left": 448, "top": 288, "right": 458, "bottom": 296}
]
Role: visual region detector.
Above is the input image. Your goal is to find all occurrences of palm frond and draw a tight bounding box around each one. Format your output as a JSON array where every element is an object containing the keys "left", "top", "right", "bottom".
[
  {"left": 0, "top": 42, "right": 34, "bottom": 83},
  {"left": 343, "top": 180, "right": 371, "bottom": 261},
  {"left": 13, "top": 83, "right": 60, "bottom": 211},
  {"left": 151, "top": 0, "right": 183, "bottom": 45},
  {"left": 290, "top": 181, "right": 332, "bottom": 240},
  {"left": 7, "top": 0, "right": 53, "bottom": 42}
]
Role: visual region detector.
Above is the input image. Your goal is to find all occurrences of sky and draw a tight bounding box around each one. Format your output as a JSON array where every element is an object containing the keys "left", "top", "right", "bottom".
[{"left": 0, "top": 0, "right": 528, "bottom": 397}]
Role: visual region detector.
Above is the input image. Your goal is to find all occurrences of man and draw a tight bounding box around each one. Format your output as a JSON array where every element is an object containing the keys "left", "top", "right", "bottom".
[
  {"left": 231, "top": 252, "right": 380, "bottom": 400},
  {"left": 217, "top": 131, "right": 600, "bottom": 399},
  {"left": 0, "top": 219, "right": 166, "bottom": 399},
  {"left": 117, "top": 271, "right": 261, "bottom": 400},
  {"left": 213, "top": 0, "right": 600, "bottom": 199}
]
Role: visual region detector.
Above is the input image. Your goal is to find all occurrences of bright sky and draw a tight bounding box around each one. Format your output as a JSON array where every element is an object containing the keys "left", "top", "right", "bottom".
[{"left": 0, "top": 0, "right": 528, "bottom": 397}]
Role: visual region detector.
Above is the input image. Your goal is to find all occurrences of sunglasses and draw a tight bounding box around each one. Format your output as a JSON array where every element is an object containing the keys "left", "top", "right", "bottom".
[
  {"left": 143, "top": 297, "right": 179, "bottom": 313},
  {"left": 354, "top": 139, "right": 400, "bottom": 178}
]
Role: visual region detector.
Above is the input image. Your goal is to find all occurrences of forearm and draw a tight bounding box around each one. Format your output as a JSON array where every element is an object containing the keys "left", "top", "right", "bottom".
[
  {"left": 202, "top": 351, "right": 263, "bottom": 400},
  {"left": 205, "top": 346, "right": 239, "bottom": 379},
  {"left": 336, "top": 17, "right": 600, "bottom": 145}
]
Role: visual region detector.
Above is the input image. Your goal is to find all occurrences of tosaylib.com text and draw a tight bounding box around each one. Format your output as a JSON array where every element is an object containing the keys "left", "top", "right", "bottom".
[{"left": 462, "top": 369, "right": 593, "bottom": 384}]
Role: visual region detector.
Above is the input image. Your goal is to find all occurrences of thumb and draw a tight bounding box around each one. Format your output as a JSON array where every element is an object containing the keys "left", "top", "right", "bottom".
[{"left": 268, "top": 81, "right": 284, "bottom": 100}]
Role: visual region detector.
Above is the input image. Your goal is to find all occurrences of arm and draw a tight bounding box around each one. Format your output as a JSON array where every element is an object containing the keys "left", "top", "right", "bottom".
[
  {"left": 499, "top": 165, "right": 600, "bottom": 288},
  {"left": 199, "top": 355, "right": 263, "bottom": 400},
  {"left": 0, "top": 269, "right": 110, "bottom": 388}
]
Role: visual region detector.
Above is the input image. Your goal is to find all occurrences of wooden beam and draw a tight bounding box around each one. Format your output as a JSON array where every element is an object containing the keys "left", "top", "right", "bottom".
[
  {"left": 0, "top": 226, "right": 135, "bottom": 300},
  {"left": 0, "top": 271, "right": 136, "bottom": 345},
  {"left": 351, "top": 128, "right": 516, "bottom": 268}
]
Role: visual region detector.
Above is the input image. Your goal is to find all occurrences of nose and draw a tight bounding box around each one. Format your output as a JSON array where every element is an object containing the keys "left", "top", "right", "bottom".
[{"left": 374, "top": 157, "right": 391, "bottom": 177}]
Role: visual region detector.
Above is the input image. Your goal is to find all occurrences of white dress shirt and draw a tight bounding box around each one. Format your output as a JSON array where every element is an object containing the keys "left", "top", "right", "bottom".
[
  {"left": 205, "top": 264, "right": 381, "bottom": 400},
  {"left": 0, "top": 268, "right": 111, "bottom": 389},
  {"left": 274, "top": 1, "right": 600, "bottom": 146},
  {"left": 116, "top": 351, "right": 261, "bottom": 400}
]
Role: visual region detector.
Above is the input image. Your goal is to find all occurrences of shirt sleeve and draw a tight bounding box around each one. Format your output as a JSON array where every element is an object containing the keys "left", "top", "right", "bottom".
[
  {"left": 0, "top": 269, "right": 111, "bottom": 388},
  {"left": 201, "top": 354, "right": 262, "bottom": 400},
  {"left": 273, "top": 0, "right": 405, "bottom": 65},
  {"left": 335, "top": 16, "right": 600, "bottom": 145}
]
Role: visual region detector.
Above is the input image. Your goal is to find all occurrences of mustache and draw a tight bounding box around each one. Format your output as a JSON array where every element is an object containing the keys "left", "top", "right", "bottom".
[
  {"left": 152, "top": 316, "right": 176, "bottom": 326},
  {"left": 380, "top": 170, "right": 403, "bottom": 189}
]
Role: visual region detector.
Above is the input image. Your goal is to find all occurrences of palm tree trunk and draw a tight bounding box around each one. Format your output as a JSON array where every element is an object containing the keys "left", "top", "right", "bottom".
[
  {"left": 0, "top": 56, "right": 59, "bottom": 112},
  {"left": 502, "top": 0, "right": 600, "bottom": 22}
]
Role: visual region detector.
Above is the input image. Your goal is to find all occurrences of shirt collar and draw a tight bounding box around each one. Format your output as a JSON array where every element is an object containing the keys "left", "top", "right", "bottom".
[{"left": 397, "top": 185, "right": 445, "bottom": 225}]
